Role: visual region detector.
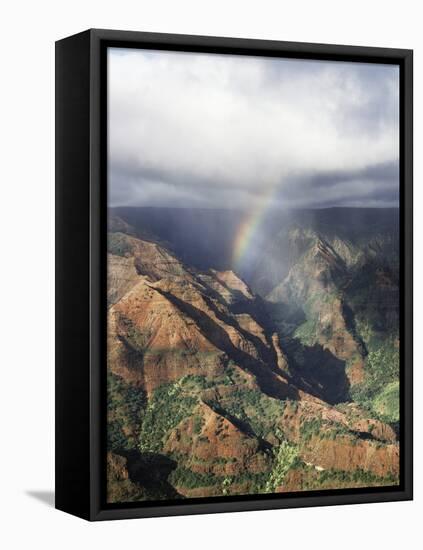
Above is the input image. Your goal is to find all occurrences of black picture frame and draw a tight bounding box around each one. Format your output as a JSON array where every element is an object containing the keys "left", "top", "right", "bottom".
[{"left": 55, "top": 28, "right": 413, "bottom": 521}]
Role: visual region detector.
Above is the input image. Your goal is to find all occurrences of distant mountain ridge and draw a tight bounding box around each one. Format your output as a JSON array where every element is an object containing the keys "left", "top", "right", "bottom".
[{"left": 110, "top": 206, "right": 399, "bottom": 293}]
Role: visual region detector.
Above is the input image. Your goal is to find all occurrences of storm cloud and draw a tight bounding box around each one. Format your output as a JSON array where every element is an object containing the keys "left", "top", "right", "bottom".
[{"left": 108, "top": 48, "right": 399, "bottom": 209}]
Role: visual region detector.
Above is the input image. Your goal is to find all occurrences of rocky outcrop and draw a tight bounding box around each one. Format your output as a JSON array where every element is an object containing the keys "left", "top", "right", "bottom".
[
  {"left": 164, "top": 401, "right": 271, "bottom": 477},
  {"left": 108, "top": 253, "right": 298, "bottom": 399},
  {"left": 212, "top": 269, "right": 254, "bottom": 300},
  {"left": 108, "top": 253, "right": 140, "bottom": 306},
  {"left": 108, "top": 277, "right": 226, "bottom": 394},
  {"left": 107, "top": 452, "right": 145, "bottom": 503},
  {"left": 268, "top": 234, "right": 366, "bottom": 387},
  {"left": 299, "top": 436, "right": 399, "bottom": 478},
  {"left": 110, "top": 231, "right": 190, "bottom": 280}
]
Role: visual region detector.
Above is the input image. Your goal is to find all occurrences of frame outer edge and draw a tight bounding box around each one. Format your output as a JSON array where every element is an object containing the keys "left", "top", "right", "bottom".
[
  {"left": 55, "top": 30, "right": 92, "bottom": 520},
  {"left": 89, "top": 28, "right": 104, "bottom": 521},
  {"left": 403, "top": 49, "right": 413, "bottom": 500},
  {"left": 63, "top": 28, "right": 413, "bottom": 521}
]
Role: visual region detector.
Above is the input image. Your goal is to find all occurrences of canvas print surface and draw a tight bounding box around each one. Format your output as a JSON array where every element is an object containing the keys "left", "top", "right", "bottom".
[{"left": 106, "top": 48, "right": 400, "bottom": 504}]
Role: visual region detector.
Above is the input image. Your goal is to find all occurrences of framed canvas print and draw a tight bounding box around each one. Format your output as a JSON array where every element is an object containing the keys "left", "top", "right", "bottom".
[{"left": 55, "top": 29, "right": 413, "bottom": 521}]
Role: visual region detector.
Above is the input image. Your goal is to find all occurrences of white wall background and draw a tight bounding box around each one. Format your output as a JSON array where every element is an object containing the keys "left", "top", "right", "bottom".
[{"left": 0, "top": 1, "right": 419, "bottom": 548}]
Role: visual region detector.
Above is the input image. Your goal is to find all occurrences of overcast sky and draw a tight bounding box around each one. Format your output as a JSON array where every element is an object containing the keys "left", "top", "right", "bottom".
[{"left": 108, "top": 48, "right": 399, "bottom": 209}]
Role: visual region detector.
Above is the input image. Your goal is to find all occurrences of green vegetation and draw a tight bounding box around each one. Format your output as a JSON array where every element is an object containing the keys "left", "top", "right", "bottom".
[
  {"left": 295, "top": 464, "right": 398, "bottom": 490},
  {"left": 221, "top": 476, "right": 233, "bottom": 495},
  {"left": 319, "top": 467, "right": 397, "bottom": 486},
  {"left": 366, "top": 342, "right": 400, "bottom": 386},
  {"left": 294, "top": 318, "right": 319, "bottom": 346},
  {"left": 293, "top": 288, "right": 340, "bottom": 346},
  {"left": 139, "top": 381, "right": 198, "bottom": 453},
  {"left": 107, "top": 372, "right": 146, "bottom": 452},
  {"left": 300, "top": 416, "right": 354, "bottom": 442},
  {"left": 235, "top": 471, "right": 271, "bottom": 493},
  {"left": 351, "top": 338, "right": 400, "bottom": 422},
  {"left": 177, "top": 374, "right": 216, "bottom": 390},
  {"left": 184, "top": 455, "right": 237, "bottom": 466},
  {"left": 192, "top": 414, "right": 204, "bottom": 434},
  {"left": 168, "top": 466, "right": 219, "bottom": 489},
  {"left": 265, "top": 438, "right": 299, "bottom": 493},
  {"left": 214, "top": 389, "right": 286, "bottom": 440},
  {"left": 177, "top": 368, "right": 238, "bottom": 390},
  {"left": 344, "top": 275, "right": 400, "bottom": 423},
  {"left": 300, "top": 417, "right": 324, "bottom": 441},
  {"left": 373, "top": 381, "right": 400, "bottom": 422},
  {"left": 268, "top": 458, "right": 400, "bottom": 493},
  {"left": 108, "top": 232, "right": 133, "bottom": 256},
  {"left": 118, "top": 314, "right": 151, "bottom": 353},
  {"left": 168, "top": 465, "right": 271, "bottom": 495}
]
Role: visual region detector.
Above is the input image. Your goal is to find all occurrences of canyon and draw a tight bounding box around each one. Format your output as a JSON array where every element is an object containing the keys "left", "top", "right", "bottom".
[{"left": 107, "top": 207, "right": 400, "bottom": 502}]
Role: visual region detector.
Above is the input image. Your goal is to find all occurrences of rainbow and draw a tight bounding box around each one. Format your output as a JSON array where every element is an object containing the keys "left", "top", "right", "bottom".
[{"left": 232, "top": 186, "right": 277, "bottom": 267}]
